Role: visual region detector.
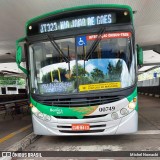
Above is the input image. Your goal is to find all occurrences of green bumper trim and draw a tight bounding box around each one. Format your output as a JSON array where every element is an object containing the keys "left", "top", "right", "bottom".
[
  {"left": 31, "top": 97, "right": 98, "bottom": 119},
  {"left": 31, "top": 88, "right": 138, "bottom": 118},
  {"left": 127, "top": 88, "right": 138, "bottom": 111}
]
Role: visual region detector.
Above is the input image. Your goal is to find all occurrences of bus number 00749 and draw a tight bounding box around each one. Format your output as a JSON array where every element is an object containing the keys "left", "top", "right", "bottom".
[{"left": 99, "top": 106, "right": 115, "bottom": 112}]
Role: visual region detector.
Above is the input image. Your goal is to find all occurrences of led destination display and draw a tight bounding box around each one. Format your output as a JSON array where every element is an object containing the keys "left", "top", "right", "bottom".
[{"left": 39, "top": 13, "right": 116, "bottom": 33}]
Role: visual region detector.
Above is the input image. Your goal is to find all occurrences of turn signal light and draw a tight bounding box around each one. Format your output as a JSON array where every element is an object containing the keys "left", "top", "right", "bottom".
[{"left": 133, "top": 98, "right": 137, "bottom": 102}]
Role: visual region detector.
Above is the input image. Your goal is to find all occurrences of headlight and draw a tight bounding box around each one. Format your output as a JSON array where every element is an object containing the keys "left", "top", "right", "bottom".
[
  {"left": 32, "top": 106, "right": 52, "bottom": 121},
  {"left": 44, "top": 115, "right": 51, "bottom": 121},
  {"left": 128, "top": 102, "right": 136, "bottom": 109},
  {"left": 32, "top": 106, "right": 39, "bottom": 114},
  {"left": 111, "top": 112, "right": 119, "bottom": 120},
  {"left": 37, "top": 112, "right": 44, "bottom": 119},
  {"left": 120, "top": 108, "right": 128, "bottom": 115}
]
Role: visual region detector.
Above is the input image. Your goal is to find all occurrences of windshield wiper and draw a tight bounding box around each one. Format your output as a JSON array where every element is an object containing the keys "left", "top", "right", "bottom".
[
  {"left": 47, "top": 34, "right": 69, "bottom": 63},
  {"left": 85, "top": 27, "right": 106, "bottom": 60}
]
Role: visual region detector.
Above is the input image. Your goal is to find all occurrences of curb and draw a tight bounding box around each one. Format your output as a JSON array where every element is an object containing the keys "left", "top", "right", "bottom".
[{"left": 5, "top": 133, "right": 41, "bottom": 151}]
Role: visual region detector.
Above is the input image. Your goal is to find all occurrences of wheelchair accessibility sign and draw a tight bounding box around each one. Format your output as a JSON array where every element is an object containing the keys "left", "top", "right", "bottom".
[{"left": 76, "top": 36, "right": 87, "bottom": 47}]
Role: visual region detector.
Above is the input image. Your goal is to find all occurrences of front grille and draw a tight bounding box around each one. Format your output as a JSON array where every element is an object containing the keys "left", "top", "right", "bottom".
[
  {"left": 54, "top": 116, "right": 77, "bottom": 119},
  {"left": 38, "top": 95, "right": 123, "bottom": 107},
  {"left": 59, "top": 130, "right": 105, "bottom": 133},
  {"left": 57, "top": 124, "right": 106, "bottom": 128},
  {"left": 54, "top": 114, "right": 107, "bottom": 119},
  {"left": 83, "top": 114, "right": 107, "bottom": 119},
  {"left": 57, "top": 124, "right": 106, "bottom": 134}
]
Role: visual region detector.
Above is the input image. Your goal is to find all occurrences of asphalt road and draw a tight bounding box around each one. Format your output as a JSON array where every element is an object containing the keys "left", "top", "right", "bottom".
[{"left": 0, "top": 114, "right": 32, "bottom": 150}]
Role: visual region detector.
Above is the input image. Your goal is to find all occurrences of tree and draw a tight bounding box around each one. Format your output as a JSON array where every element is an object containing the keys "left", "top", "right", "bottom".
[
  {"left": 107, "top": 60, "right": 122, "bottom": 81},
  {"left": 72, "top": 64, "right": 87, "bottom": 77},
  {"left": 107, "top": 62, "right": 114, "bottom": 76},
  {"left": 115, "top": 60, "right": 122, "bottom": 78},
  {"left": 91, "top": 68, "right": 104, "bottom": 82},
  {"left": 107, "top": 62, "right": 115, "bottom": 80},
  {"left": 42, "top": 72, "right": 51, "bottom": 83},
  {"left": 71, "top": 64, "right": 91, "bottom": 85},
  {"left": 0, "top": 76, "right": 25, "bottom": 86}
]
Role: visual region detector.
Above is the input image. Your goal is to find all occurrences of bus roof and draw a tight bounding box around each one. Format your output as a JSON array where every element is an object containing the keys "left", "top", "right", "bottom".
[{"left": 25, "top": 4, "right": 133, "bottom": 35}]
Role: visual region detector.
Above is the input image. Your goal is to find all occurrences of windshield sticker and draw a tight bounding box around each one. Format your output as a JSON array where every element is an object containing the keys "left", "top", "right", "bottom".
[
  {"left": 39, "top": 81, "right": 74, "bottom": 93},
  {"left": 79, "top": 82, "right": 121, "bottom": 92},
  {"left": 87, "top": 32, "right": 131, "bottom": 41},
  {"left": 76, "top": 36, "right": 87, "bottom": 46}
]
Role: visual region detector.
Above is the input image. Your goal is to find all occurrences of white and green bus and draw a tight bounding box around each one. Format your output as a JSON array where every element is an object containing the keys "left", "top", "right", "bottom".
[{"left": 16, "top": 4, "right": 143, "bottom": 135}]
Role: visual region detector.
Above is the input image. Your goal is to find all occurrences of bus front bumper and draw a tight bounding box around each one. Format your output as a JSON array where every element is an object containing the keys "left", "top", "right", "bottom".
[{"left": 32, "top": 110, "right": 138, "bottom": 135}]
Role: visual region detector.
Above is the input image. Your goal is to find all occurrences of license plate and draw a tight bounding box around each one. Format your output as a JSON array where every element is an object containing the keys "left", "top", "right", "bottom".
[{"left": 72, "top": 124, "right": 90, "bottom": 131}]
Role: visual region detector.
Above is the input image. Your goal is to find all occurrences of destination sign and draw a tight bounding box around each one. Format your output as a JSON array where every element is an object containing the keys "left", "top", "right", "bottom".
[{"left": 39, "top": 13, "right": 116, "bottom": 33}]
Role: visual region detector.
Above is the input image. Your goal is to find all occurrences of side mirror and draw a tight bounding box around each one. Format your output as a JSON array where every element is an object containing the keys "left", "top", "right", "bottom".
[
  {"left": 16, "top": 46, "right": 22, "bottom": 64},
  {"left": 137, "top": 45, "right": 143, "bottom": 65},
  {"left": 16, "top": 38, "right": 28, "bottom": 75}
]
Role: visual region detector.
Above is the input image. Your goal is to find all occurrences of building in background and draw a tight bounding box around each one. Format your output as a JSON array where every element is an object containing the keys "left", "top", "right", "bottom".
[
  {"left": 138, "top": 67, "right": 160, "bottom": 81},
  {"left": 0, "top": 76, "right": 26, "bottom": 94}
]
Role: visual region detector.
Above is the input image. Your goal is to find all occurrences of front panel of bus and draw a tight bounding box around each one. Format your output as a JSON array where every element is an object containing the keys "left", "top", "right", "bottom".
[{"left": 26, "top": 5, "right": 138, "bottom": 135}]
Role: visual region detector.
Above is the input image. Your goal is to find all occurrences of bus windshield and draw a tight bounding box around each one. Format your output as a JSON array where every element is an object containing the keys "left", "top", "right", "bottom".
[{"left": 29, "top": 32, "right": 135, "bottom": 94}]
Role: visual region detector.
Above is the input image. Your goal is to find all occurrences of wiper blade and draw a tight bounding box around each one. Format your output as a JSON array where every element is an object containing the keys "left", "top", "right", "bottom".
[
  {"left": 86, "top": 27, "right": 106, "bottom": 60},
  {"left": 47, "top": 34, "right": 69, "bottom": 63}
]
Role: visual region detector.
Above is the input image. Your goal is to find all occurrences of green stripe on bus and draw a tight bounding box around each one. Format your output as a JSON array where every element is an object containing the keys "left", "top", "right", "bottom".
[
  {"left": 31, "top": 97, "right": 98, "bottom": 119},
  {"left": 127, "top": 88, "right": 138, "bottom": 111}
]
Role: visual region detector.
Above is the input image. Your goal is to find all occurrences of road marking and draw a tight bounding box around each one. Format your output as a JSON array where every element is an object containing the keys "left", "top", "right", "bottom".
[
  {"left": 52, "top": 145, "right": 122, "bottom": 151},
  {"left": 0, "top": 124, "right": 32, "bottom": 143},
  {"left": 136, "top": 130, "right": 160, "bottom": 135}
]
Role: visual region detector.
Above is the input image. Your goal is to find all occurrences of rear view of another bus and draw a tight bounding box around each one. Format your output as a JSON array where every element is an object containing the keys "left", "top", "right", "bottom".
[{"left": 16, "top": 4, "right": 143, "bottom": 135}]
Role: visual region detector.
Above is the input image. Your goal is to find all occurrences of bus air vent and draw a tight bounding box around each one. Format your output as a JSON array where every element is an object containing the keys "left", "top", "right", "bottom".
[
  {"left": 59, "top": 130, "right": 105, "bottom": 133},
  {"left": 38, "top": 95, "right": 123, "bottom": 107},
  {"left": 54, "top": 114, "right": 107, "bottom": 119}
]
